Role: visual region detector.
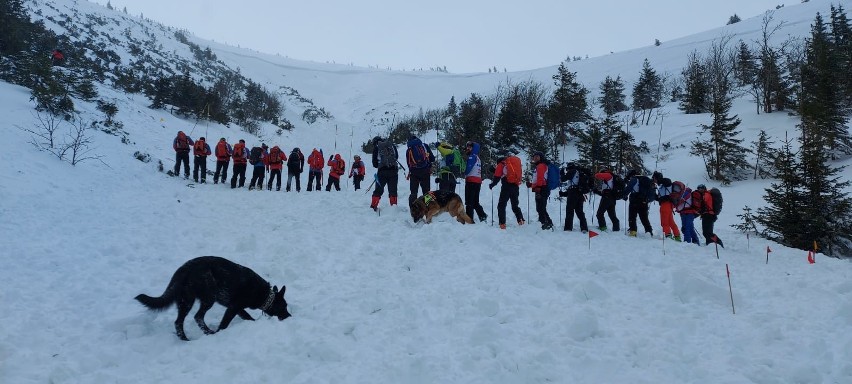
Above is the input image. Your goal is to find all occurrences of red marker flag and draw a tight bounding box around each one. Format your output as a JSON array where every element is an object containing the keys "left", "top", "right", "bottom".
[
  {"left": 807, "top": 251, "right": 815, "bottom": 264},
  {"left": 588, "top": 231, "right": 599, "bottom": 238},
  {"left": 766, "top": 246, "right": 772, "bottom": 264},
  {"left": 767, "top": 246, "right": 772, "bottom": 253}
]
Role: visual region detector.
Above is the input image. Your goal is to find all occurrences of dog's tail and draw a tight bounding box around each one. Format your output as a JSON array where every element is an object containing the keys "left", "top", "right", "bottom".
[{"left": 135, "top": 275, "right": 179, "bottom": 310}]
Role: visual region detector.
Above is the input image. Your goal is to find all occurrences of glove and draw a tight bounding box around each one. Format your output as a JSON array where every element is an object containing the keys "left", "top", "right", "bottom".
[
  {"left": 435, "top": 178, "right": 441, "bottom": 184},
  {"left": 526, "top": 181, "right": 532, "bottom": 188},
  {"left": 489, "top": 181, "right": 497, "bottom": 189},
  {"left": 558, "top": 189, "right": 569, "bottom": 197},
  {"left": 622, "top": 195, "right": 628, "bottom": 201},
  {"left": 532, "top": 186, "right": 541, "bottom": 193},
  {"left": 348, "top": 174, "right": 352, "bottom": 178}
]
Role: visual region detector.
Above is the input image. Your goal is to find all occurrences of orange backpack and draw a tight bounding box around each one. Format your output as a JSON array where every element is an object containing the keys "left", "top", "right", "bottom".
[
  {"left": 505, "top": 156, "right": 523, "bottom": 184},
  {"left": 269, "top": 147, "right": 282, "bottom": 164},
  {"left": 193, "top": 140, "right": 206, "bottom": 155},
  {"left": 232, "top": 143, "right": 245, "bottom": 160},
  {"left": 216, "top": 141, "right": 229, "bottom": 158}
]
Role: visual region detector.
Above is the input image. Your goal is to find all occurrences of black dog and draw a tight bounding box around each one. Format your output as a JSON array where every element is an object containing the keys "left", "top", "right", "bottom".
[{"left": 135, "top": 256, "right": 291, "bottom": 340}]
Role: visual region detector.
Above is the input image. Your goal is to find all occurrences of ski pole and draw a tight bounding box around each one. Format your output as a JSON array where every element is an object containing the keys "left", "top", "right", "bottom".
[{"left": 490, "top": 188, "right": 494, "bottom": 226}]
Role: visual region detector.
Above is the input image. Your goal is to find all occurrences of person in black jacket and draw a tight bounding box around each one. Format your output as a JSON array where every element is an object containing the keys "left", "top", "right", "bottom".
[
  {"left": 559, "top": 163, "right": 589, "bottom": 233},
  {"left": 286, "top": 147, "right": 304, "bottom": 192},
  {"left": 371, "top": 136, "right": 400, "bottom": 211},
  {"left": 621, "top": 170, "right": 654, "bottom": 237}
]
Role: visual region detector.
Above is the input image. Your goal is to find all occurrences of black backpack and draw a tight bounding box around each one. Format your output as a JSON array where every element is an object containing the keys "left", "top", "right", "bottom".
[
  {"left": 636, "top": 175, "right": 657, "bottom": 203},
  {"left": 376, "top": 140, "right": 398, "bottom": 169},
  {"left": 249, "top": 147, "right": 263, "bottom": 165},
  {"left": 710, "top": 187, "right": 723, "bottom": 215},
  {"left": 562, "top": 166, "right": 593, "bottom": 194},
  {"left": 611, "top": 173, "right": 625, "bottom": 195}
]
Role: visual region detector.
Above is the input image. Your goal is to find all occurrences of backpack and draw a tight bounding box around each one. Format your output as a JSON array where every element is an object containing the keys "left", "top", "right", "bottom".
[
  {"left": 288, "top": 150, "right": 301, "bottom": 167},
  {"left": 546, "top": 162, "right": 561, "bottom": 191},
  {"left": 193, "top": 140, "right": 206, "bottom": 155},
  {"left": 636, "top": 175, "right": 656, "bottom": 203},
  {"left": 407, "top": 143, "right": 430, "bottom": 169},
  {"left": 216, "top": 141, "right": 229, "bottom": 158},
  {"left": 249, "top": 147, "right": 263, "bottom": 165},
  {"left": 232, "top": 143, "right": 245, "bottom": 160},
  {"left": 611, "top": 173, "right": 625, "bottom": 195},
  {"left": 175, "top": 135, "right": 189, "bottom": 150},
  {"left": 710, "top": 187, "right": 723, "bottom": 215},
  {"left": 334, "top": 158, "right": 346, "bottom": 174},
  {"left": 504, "top": 156, "right": 522, "bottom": 184},
  {"left": 576, "top": 167, "right": 593, "bottom": 194},
  {"left": 268, "top": 147, "right": 281, "bottom": 164},
  {"left": 376, "top": 140, "right": 398, "bottom": 169},
  {"left": 449, "top": 149, "right": 465, "bottom": 177},
  {"left": 670, "top": 181, "right": 685, "bottom": 202},
  {"left": 674, "top": 187, "right": 693, "bottom": 212}
]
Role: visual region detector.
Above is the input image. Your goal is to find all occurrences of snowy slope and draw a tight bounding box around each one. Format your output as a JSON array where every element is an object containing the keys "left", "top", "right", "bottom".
[{"left": 2, "top": 0, "right": 852, "bottom": 383}]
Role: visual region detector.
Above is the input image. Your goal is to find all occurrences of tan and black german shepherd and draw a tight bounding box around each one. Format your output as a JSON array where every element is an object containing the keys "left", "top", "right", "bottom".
[{"left": 409, "top": 190, "right": 474, "bottom": 224}]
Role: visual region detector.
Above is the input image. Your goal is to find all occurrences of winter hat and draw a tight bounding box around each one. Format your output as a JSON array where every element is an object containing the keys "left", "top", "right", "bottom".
[
  {"left": 261, "top": 143, "right": 268, "bottom": 149},
  {"left": 199, "top": 137, "right": 205, "bottom": 141},
  {"left": 696, "top": 184, "right": 707, "bottom": 191}
]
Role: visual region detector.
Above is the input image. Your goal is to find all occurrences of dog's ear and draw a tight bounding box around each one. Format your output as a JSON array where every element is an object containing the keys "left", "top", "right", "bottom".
[{"left": 279, "top": 285, "right": 286, "bottom": 296}]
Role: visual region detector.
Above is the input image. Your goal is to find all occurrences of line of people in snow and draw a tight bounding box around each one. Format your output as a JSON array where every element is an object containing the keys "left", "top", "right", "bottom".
[
  {"left": 171, "top": 131, "right": 722, "bottom": 247},
  {"left": 170, "top": 131, "right": 366, "bottom": 192}
]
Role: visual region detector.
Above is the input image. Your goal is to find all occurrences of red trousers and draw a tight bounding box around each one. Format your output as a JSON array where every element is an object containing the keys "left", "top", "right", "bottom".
[{"left": 659, "top": 201, "right": 681, "bottom": 237}]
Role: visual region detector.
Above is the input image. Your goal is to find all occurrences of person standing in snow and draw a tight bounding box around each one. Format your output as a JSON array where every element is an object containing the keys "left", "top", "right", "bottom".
[
  {"left": 306, "top": 148, "right": 324, "bottom": 192},
  {"left": 213, "top": 138, "right": 232, "bottom": 184},
  {"left": 286, "top": 147, "right": 304, "bottom": 192},
  {"left": 326, "top": 153, "right": 345, "bottom": 191},
  {"left": 230, "top": 139, "right": 248, "bottom": 189},
  {"left": 527, "top": 152, "right": 553, "bottom": 230},
  {"left": 463, "top": 141, "right": 487, "bottom": 223},
  {"left": 370, "top": 136, "right": 400, "bottom": 211},
  {"left": 349, "top": 155, "right": 366, "bottom": 191},
  {"left": 172, "top": 130, "right": 194, "bottom": 179}
]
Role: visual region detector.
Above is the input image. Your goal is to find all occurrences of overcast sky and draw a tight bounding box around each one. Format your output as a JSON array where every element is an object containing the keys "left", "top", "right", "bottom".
[{"left": 91, "top": 0, "right": 785, "bottom": 73}]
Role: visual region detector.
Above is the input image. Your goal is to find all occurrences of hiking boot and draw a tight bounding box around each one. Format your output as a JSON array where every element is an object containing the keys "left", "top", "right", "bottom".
[
  {"left": 598, "top": 226, "right": 607, "bottom": 232},
  {"left": 214, "top": 180, "right": 218, "bottom": 184},
  {"left": 673, "top": 235, "right": 682, "bottom": 242},
  {"left": 665, "top": 234, "right": 673, "bottom": 239},
  {"left": 499, "top": 224, "right": 507, "bottom": 230},
  {"left": 479, "top": 213, "right": 488, "bottom": 222},
  {"left": 248, "top": 186, "right": 254, "bottom": 190},
  {"left": 518, "top": 219, "right": 525, "bottom": 226},
  {"left": 542, "top": 222, "right": 553, "bottom": 230},
  {"left": 581, "top": 230, "right": 588, "bottom": 234},
  {"left": 628, "top": 230, "right": 638, "bottom": 237},
  {"left": 563, "top": 226, "right": 572, "bottom": 231},
  {"left": 646, "top": 231, "right": 654, "bottom": 237}
]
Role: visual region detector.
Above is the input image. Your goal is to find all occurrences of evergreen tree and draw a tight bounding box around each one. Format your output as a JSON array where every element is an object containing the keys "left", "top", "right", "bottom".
[
  {"left": 547, "top": 63, "right": 589, "bottom": 142},
  {"left": 750, "top": 129, "right": 778, "bottom": 179},
  {"left": 598, "top": 75, "right": 628, "bottom": 116},
  {"left": 797, "top": 13, "right": 852, "bottom": 256},
  {"left": 829, "top": 5, "right": 852, "bottom": 107},
  {"left": 441, "top": 96, "right": 459, "bottom": 144},
  {"left": 631, "top": 59, "right": 664, "bottom": 125},
  {"left": 613, "top": 123, "right": 645, "bottom": 174},
  {"left": 801, "top": 13, "right": 852, "bottom": 158},
  {"left": 690, "top": 37, "right": 751, "bottom": 184},
  {"left": 679, "top": 50, "right": 709, "bottom": 114},
  {"left": 756, "top": 12, "right": 793, "bottom": 113},
  {"left": 756, "top": 135, "right": 808, "bottom": 249},
  {"left": 727, "top": 14, "right": 741, "bottom": 25},
  {"left": 457, "top": 93, "right": 489, "bottom": 148},
  {"left": 576, "top": 115, "right": 618, "bottom": 171}
]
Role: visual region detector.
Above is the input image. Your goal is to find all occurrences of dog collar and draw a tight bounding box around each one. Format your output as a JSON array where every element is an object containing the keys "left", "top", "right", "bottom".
[{"left": 261, "top": 287, "right": 275, "bottom": 311}]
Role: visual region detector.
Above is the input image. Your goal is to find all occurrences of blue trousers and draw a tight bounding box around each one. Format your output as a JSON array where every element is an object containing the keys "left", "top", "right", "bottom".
[{"left": 680, "top": 213, "right": 700, "bottom": 244}]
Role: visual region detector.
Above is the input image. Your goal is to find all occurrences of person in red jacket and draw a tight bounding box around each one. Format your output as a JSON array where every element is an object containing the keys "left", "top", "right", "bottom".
[
  {"left": 230, "top": 139, "right": 248, "bottom": 189},
  {"left": 694, "top": 184, "right": 724, "bottom": 248},
  {"left": 526, "top": 152, "right": 553, "bottom": 230},
  {"left": 489, "top": 155, "right": 525, "bottom": 229},
  {"left": 213, "top": 138, "right": 232, "bottom": 184},
  {"left": 325, "top": 154, "right": 346, "bottom": 191},
  {"left": 349, "top": 155, "right": 366, "bottom": 190},
  {"left": 265, "top": 145, "right": 287, "bottom": 191},
  {"left": 306, "top": 148, "right": 324, "bottom": 191},
  {"left": 673, "top": 183, "right": 700, "bottom": 245},
  {"left": 192, "top": 137, "right": 212, "bottom": 183}
]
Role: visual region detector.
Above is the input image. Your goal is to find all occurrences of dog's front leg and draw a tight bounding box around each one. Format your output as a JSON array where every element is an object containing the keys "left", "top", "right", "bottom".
[
  {"left": 238, "top": 309, "right": 254, "bottom": 321},
  {"left": 218, "top": 308, "right": 240, "bottom": 331}
]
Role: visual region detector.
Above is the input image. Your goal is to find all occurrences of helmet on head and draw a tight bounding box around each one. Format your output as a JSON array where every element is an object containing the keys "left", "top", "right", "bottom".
[{"left": 696, "top": 184, "right": 707, "bottom": 191}]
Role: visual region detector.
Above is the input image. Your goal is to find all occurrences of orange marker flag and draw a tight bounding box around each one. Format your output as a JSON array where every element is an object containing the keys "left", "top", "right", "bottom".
[
  {"left": 813, "top": 241, "right": 819, "bottom": 252},
  {"left": 807, "top": 251, "right": 815, "bottom": 264},
  {"left": 587, "top": 230, "right": 599, "bottom": 250}
]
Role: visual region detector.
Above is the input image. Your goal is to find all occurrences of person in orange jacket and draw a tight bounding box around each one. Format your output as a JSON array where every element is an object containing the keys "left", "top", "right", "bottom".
[
  {"left": 526, "top": 152, "right": 553, "bottom": 230},
  {"left": 230, "top": 139, "right": 248, "bottom": 189},
  {"left": 489, "top": 155, "right": 525, "bottom": 229},
  {"left": 213, "top": 138, "right": 232, "bottom": 184},
  {"left": 306, "top": 148, "right": 324, "bottom": 191},
  {"left": 349, "top": 155, "right": 366, "bottom": 190},
  {"left": 326, "top": 154, "right": 346, "bottom": 191},
  {"left": 265, "top": 145, "right": 288, "bottom": 191},
  {"left": 694, "top": 184, "right": 724, "bottom": 248},
  {"left": 172, "top": 130, "right": 194, "bottom": 179}
]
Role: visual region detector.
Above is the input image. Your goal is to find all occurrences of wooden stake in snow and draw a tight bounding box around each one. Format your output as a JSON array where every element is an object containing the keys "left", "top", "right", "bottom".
[{"left": 726, "top": 264, "right": 735, "bottom": 315}]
